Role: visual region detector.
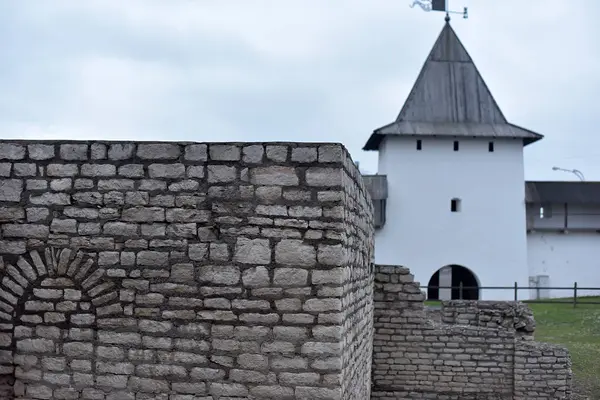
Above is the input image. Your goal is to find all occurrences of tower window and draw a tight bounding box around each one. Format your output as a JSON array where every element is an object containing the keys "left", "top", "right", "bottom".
[
  {"left": 451, "top": 198, "right": 461, "bottom": 212},
  {"left": 416, "top": 139, "right": 422, "bottom": 150},
  {"left": 453, "top": 141, "right": 459, "bottom": 151},
  {"left": 488, "top": 142, "right": 494, "bottom": 152}
]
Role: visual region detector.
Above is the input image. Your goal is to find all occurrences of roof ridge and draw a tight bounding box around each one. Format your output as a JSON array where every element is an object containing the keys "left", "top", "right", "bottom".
[{"left": 396, "top": 22, "right": 506, "bottom": 124}]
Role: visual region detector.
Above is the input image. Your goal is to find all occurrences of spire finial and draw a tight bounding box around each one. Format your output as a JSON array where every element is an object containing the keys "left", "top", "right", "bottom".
[{"left": 408, "top": 1, "right": 468, "bottom": 19}]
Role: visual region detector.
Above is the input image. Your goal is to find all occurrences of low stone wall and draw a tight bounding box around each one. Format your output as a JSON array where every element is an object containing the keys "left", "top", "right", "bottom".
[
  {"left": 441, "top": 300, "right": 536, "bottom": 339},
  {"left": 0, "top": 140, "right": 374, "bottom": 399},
  {"left": 371, "top": 265, "right": 572, "bottom": 400}
]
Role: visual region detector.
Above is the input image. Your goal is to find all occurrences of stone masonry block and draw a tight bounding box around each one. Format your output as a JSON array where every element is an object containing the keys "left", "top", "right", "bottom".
[
  {"left": 184, "top": 144, "right": 207, "bottom": 161},
  {"left": 209, "top": 144, "right": 240, "bottom": 161},
  {"left": 137, "top": 143, "right": 181, "bottom": 159},
  {"left": 0, "top": 179, "right": 23, "bottom": 201},
  {"left": 291, "top": 147, "right": 317, "bottom": 162},
  {"left": 305, "top": 167, "right": 343, "bottom": 187},
  {"left": 243, "top": 145, "right": 264, "bottom": 163},
  {"left": 250, "top": 166, "right": 299, "bottom": 186},
  {"left": 28, "top": 144, "right": 55, "bottom": 160},
  {"left": 60, "top": 144, "right": 88, "bottom": 160},
  {"left": 108, "top": 143, "right": 135, "bottom": 160},
  {"left": 234, "top": 238, "right": 271, "bottom": 264},
  {"left": 275, "top": 240, "right": 316, "bottom": 267},
  {"left": 0, "top": 143, "right": 25, "bottom": 160},
  {"left": 0, "top": 163, "right": 10, "bottom": 177}
]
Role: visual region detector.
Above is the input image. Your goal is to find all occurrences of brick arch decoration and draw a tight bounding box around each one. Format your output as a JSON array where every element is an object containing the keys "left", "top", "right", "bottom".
[{"left": 0, "top": 247, "right": 121, "bottom": 398}]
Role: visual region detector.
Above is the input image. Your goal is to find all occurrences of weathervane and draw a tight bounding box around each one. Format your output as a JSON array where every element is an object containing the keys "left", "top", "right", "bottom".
[{"left": 410, "top": 0, "right": 468, "bottom": 20}]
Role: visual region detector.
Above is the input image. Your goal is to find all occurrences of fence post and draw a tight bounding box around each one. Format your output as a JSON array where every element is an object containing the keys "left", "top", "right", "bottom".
[
  {"left": 514, "top": 282, "right": 518, "bottom": 301},
  {"left": 459, "top": 282, "right": 463, "bottom": 300},
  {"left": 573, "top": 282, "right": 578, "bottom": 308}
]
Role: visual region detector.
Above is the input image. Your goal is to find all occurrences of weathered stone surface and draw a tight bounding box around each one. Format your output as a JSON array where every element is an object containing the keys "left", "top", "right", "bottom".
[
  {"left": 292, "top": 147, "right": 318, "bottom": 162},
  {"left": 0, "top": 206, "right": 25, "bottom": 222},
  {"left": 28, "top": 144, "right": 55, "bottom": 160},
  {"left": 184, "top": 144, "right": 207, "bottom": 161},
  {"left": 242, "top": 266, "right": 270, "bottom": 288},
  {"left": 209, "top": 144, "right": 240, "bottom": 161},
  {"left": 60, "top": 144, "right": 88, "bottom": 160},
  {"left": 0, "top": 179, "right": 23, "bottom": 202},
  {"left": 306, "top": 167, "right": 343, "bottom": 187},
  {"left": 47, "top": 164, "right": 79, "bottom": 176},
  {"left": 251, "top": 166, "right": 299, "bottom": 186},
  {"left": 81, "top": 164, "right": 116, "bottom": 176},
  {"left": 0, "top": 163, "right": 10, "bottom": 177},
  {"left": 148, "top": 164, "right": 185, "bottom": 179},
  {"left": 0, "top": 143, "right": 25, "bottom": 160},
  {"left": 207, "top": 165, "right": 237, "bottom": 183},
  {"left": 243, "top": 145, "right": 264, "bottom": 163},
  {"left": 318, "top": 144, "right": 344, "bottom": 163},
  {"left": 234, "top": 238, "right": 271, "bottom": 264},
  {"left": 122, "top": 207, "right": 165, "bottom": 222},
  {"left": 91, "top": 143, "right": 107, "bottom": 159},
  {"left": 275, "top": 240, "right": 316, "bottom": 267},
  {"left": 137, "top": 143, "right": 181, "bottom": 159},
  {"left": 14, "top": 163, "right": 36, "bottom": 176},
  {"left": 197, "top": 266, "right": 240, "bottom": 285}
]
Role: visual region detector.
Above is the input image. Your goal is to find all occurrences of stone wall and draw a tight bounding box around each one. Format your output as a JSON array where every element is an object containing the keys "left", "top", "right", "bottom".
[
  {"left": 371, "top": 265, "right": 572, "bottom": 400},
  {"left": 340, "top": 157, "right": 374, "bottom": 400},
  {"left": 441, "top": 300, "right": 536, "bottom": 339},
  {"left": 0, "top": 140, "right": 374, "bottom": 399}
]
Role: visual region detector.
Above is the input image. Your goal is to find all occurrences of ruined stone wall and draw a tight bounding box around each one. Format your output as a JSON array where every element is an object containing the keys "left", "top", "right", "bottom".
[
  {"left": 371, "top": 265, "right": 572, "bottom": 400},
  {"left": 441, "top": 300, "right": 536, "bottom": 339},
  {"left": 0, "top": 140, "right": 374, "bottom": 399}
]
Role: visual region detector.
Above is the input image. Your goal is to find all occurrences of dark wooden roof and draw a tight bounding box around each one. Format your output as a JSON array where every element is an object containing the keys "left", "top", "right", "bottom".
[
  {"left": 525, "top": 181, "right": 600, "bottom": 205},
  {"left": 364, "top": 21, "right": 543, "bottom": 151}
]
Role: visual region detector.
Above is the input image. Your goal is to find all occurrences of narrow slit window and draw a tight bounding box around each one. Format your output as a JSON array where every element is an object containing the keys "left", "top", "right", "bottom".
[
  {"left": 539, "top": 207, "right": 544, "bottom": 219},
  {"left": 416, "top": 139, "right": 422, "bottom": 150},
  {"left": 451, "top": 198, "right": 461, "bottom": 212},
  {"left": 453, "top": 141, "right": 459, "bottom": 151},
  {"left": 488, "top": 142, "right": 494, "bottom": 152}
]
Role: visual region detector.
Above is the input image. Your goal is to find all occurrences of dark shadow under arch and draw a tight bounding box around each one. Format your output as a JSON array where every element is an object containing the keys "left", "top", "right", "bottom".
[{"left": 427, "top": 265, "right": 479, "bottom": 300}]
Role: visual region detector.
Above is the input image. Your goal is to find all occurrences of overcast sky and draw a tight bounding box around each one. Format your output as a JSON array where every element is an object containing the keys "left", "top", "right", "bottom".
[{"left": 1, "top": 1, "right": 598, "bottom": 181}]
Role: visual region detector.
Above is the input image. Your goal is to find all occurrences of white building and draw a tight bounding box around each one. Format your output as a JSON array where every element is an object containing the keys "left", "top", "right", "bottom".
[{"left": 362, "top": 21, "right": 600, "bottom": 301}]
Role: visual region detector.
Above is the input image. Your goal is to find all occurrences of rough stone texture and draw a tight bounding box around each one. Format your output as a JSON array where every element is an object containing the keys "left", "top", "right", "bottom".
[
  {"left": 441, "top": 300, "right": 536, "bottom": 339},
  {"left": 371, "top": 265, "right": 573, "bottom": 400},
  {"left": 0, "top": 140, "right": 373, "bottom": 400}
]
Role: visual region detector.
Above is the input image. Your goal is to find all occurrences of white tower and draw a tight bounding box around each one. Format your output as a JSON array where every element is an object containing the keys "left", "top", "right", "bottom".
[{"left": 363, "top": 21, "right": 543, "bottom": 301}]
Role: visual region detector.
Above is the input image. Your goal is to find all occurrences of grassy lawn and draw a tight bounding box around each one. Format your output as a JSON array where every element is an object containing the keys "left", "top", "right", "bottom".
[{"left": 528, "top": 298, "right": 600, "bottom": 399}]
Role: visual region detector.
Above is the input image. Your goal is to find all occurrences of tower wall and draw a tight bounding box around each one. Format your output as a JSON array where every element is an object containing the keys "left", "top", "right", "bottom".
[{"left": 374, "top": 136, "right": 529, "bottom": 300}]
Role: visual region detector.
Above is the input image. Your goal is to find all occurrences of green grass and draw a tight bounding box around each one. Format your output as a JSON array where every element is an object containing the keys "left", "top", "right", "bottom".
[{"left": 528, "top": 297, "right": 600, "bottom": 399}]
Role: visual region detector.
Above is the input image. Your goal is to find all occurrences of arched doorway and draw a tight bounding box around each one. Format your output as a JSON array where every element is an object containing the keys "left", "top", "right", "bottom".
[{"left": 427, "top": 265, "right": 479, "bottom": 300}]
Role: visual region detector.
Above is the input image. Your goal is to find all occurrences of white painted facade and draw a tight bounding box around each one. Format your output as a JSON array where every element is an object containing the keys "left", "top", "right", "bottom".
[
  {"left": 527, "top": 204, "right": 600, "bottom": 298},
  {"left": 374, "top": 135, "right": 529, "bottom": 300}
]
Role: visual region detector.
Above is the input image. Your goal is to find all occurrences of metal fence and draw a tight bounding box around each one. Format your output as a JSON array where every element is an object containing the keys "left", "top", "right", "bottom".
[{"left": 421, "top": 282, "right": 600, "bottom": 307}]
